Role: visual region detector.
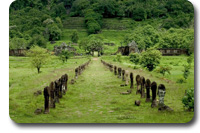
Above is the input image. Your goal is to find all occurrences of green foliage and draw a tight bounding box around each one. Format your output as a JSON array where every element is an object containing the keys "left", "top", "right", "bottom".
[
  {"left": 26, "top": 45, "right": 51, "bottom": 73},
  {"left": 9, "top": 37, "right": 28, "bottom": 49},
  {"left": 59, "top": 50, "right": 71, "bottom": 63},
  {"left": 29, "top": 35, "right": 47, "bottom": 48},
  {"left": 129, "top": 53, "right": 140, "bottom": 65},
  {"left": 71, "top": 31, "right": 79, "bottom": 43},
  {"left": 182, "top": 88, "right": 194, "bottom": 111},
  {"left": 116, "top": 54, "right": 121, "bottom": 63},
  {"left": 140, "top": 48, "right": 161, "bottom": 71},
  {"left": 176, "top": 77, "right": 186, "bottom": 84},
  {"left": 156, "top": 66, "right": 172, "bottom": 76},
  {"left": 183, "top": 64, "right": 191, "bottom": 80},
  {"left": 47, "top": 24, "right": 62, "bottom": 41}
]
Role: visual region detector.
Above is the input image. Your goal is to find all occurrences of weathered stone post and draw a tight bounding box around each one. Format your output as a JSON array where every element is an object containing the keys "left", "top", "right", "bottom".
[
  {"left": 122, "top": 70, "right": 125, "bottom": 81},
  {"left": 140, "top": 76, "right": 145, "bottom": 98},
  {"left": 125, "top": 70, "right": 129, "bottom": 86},
  {"left": 151, "top": 81, "right": 157, "bottom": 108},
  {"left": 78, "top": 66, "right": 81, "bottom": 75},
  {"left": 61, "top": 75, "right": 66, "bottom": 95},
  {"left": 49, "top": 82, "right": 55, "bottom": 108},
  {"left": 110, "top": 65, "right": 113, "bottom": 72},
  {"left": 118, "top": 67, "right": 122, "bottom": 78},
  {"left": 54, "top": 80, "right": 60, "bottom": 103},
  {"left": 64, "top": 74, "right": 68, "bottom": 92},
  {"left": 158, "top": 84, "right": 166, "bottom": 108},
  {"left": 75, "top": 68, "right": 78, "bottom": 79},
  {"left": 136, "top": 75, "right": 141, "bottom": 94},
  {"left": 114, "top": 66, "right": 117, "bottom": 75},
  {"left": 130, "top": 72, "right": 134, "bottom": 89},
  {"left": 58, "top": 78, "right": 62, "bottom": 98},
  {"left": 44, "top": 86, "right": 50, "bottom": 114},
  {"left": 145, "top": 79, "right": 151, "bottom": 102}
]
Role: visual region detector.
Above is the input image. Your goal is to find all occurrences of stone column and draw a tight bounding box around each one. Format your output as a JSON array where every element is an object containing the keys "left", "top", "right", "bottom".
[
  {"left": 140, "top": 76, "right": 145, "bottom": 98},
  {"left": 114, "top": 66, "right": 117, "bottom": 75},
  {"left": 64, "top": 74, "right": 68, "bottom": 92},
  {"left": 125, "top": 70, "right": 129, "bottom": 86},
  {"left": 145, "top": 79, "right": 151, "bottom": 102},
  {"left": 78, "top": 66, "right": 81, "bottom": 75},
  {"left": 122, "top": 70, "right": 125, "bottom": 81},
  {"left": 54, "top": 80, "right": 60, "bottom": 103},
  {"left": 75, "top": 68, "right": 78, "bottom": 79},
  {"left": 49, "top": 82, "right": 55, "bottom": 108},
  {"left": 158, "top": 84, "right": 166, "bottom": 107},
  {"left": 58, "top": 78, "right": 62, "bottom": 98},
  {"left": 130, "top": 72, "right": 134, "bottom": 89},
  {"left": 118, "top": 67, "right": 122, "bottom": 78},
  {"left": 136, "top": 75, "right": 141, "bottom": 94},
  {"left": 61, "top": 75, "right": 66, "bottom": 95},
  {"left": 110, "top": 65, "right": 113, "bottom": 72},
  {"left": 44, "top": 86, "right": 50, "bottom": 114},
  {"left": 151, "top": 81, "right": 157, "bottom": 108}
]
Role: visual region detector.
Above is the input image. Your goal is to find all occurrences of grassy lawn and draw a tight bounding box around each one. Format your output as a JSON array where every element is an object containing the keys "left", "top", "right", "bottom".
[{"left": 9, "top": 55, "right": 194, "bottom": 123}]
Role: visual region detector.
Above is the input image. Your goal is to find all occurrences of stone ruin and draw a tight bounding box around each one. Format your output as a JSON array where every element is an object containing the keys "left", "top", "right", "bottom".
[{"left": 54, "top": 42, "right": 76, "bottom": 55}]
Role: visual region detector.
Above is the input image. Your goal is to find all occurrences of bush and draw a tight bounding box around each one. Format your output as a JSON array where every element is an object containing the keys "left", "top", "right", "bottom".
[
  {"left": 71, "top": 31, "right": 79, "bottom": 43},
  {"left": 59, "top": 50, "right": 71, "bottom": 63},
  {"left": 116, "top": 54, "right": 122, "bottom": 63},
  {"left": 140, "top": 48, "right": 162, "bottom": 71},
  {"left": 176, "top": 77, "right": 186, "bottom": 84},
  {"left": 156, "top": 66, "right": 172, "bottom": 76},
  {"left": 183, "top": 64, "right": 191, "bottom": 80},
  {"left": 182, "top": 88, "right": 194, "bottom": 111},
  {"left": 129, "top": 53, "right": 140, "bottom": 65}
]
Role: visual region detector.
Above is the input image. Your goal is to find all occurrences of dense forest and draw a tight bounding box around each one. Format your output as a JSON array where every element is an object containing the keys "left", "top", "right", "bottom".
[{"left": 9, "top": 0, "right": 194, "bottom": 52}]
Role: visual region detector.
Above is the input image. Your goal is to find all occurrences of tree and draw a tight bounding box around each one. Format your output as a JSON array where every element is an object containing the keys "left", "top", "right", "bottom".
[
  {"left": 29, "top": 35, "right": 47, "bottom": 48},
  {"left": 129, "top": 53, "right": 140, "bottom": 65},
  {"left": 47, "top": 24, "right": 62, "bottom": 41},
  {"left": 140, "top": 48, "right": 161, "bottom": 71},
  {"left": 71, "top": 31, "right": 79, "bottom": 43},
  {"left": 59, "top": 50, "right": 71, "bottom": 63},
  {"left": 26, "top": 45, "right": 51, "bottom": 73},
  {"left": 9, "top": 37, "right": 28, "bottom": 49}
]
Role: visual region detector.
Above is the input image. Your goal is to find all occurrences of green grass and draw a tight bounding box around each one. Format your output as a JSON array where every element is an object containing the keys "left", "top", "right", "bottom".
[{"left": 9, "top": 56, "right": 194, "bottom": 123}]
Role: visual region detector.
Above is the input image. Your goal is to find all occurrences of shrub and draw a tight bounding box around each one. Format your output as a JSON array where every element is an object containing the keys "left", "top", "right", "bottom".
[
  {"left": 116, "top": 54, "right": 122, "bottom": 63},
  {"left": 129, "top": 53, "right": 140, "bottom": 65},
  {"left": 156, "top": 66, "right": 172, "bottom": 76},
  {"left": 71, "top": 31, "right": 79, "bottom": 43},
  {"left": 183, "top": 64, "right": 191, "bottom": 80},
  {"left": 59, "top": 50, "right": 71, "bottom": 63},
  {"left": 176, "top": 78, "right": 186, "bottom": 84},
  {"left": 140, "top": 48, "right": 162, "bottom": 71},
  {"left": 182, "top": 88, "right": 194, "bottom": 111}
]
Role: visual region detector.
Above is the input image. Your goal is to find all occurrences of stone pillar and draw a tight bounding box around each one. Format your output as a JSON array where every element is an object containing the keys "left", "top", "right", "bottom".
[
  {"left": 151, "top": 81, "right": 157, "bottom": 108},
  {"left": 122, "top": 70, "right": 125, "bottom": 81},
  {"left": 125, "top": 70, "right": 129, "bottom": 86},
  {"left": 54, "top": 80, "right": 60, "bottom": 103},
  {"left": 118, "top": 67, "right": 122, "bottom": 78},
  {"left": 130, "top": 72, "right": 134, "bottom": 89},
  {"left": 78, "top": 66, "right": 81, "bottom": 75},
  {"left": 158, "top": 84, "right": 166, "bottom": 107},
  {"left": 49, "top": 82, "right": 55, "bottom": 108},
  {"left": 64, "top": 74, "right": 68, "bottom": 92},
  {"left": 58, "top": 78, "right": 62, "bottom": 98},
  {"left": 75, "top": 68, "right": 78, "bottom": 79},
  {"left": 44, "top": 86, "right": 50, "bottom": 114},
  {"left": 110, "top": 65, "right": 113, "bottom": 72},
  {"left": 136, "top": 75, "right": 141, "bottom": 94},
  {"left": 114, "top": 66, "right": 117, "bottom": 75},
  {"left": 145, "top": 79, "right": 151, "bottom": 102},
  {"left": 140, "top": 76, "right": 145, "bottom": 98},
  {"left": 61, "top": 75, "right": 66, "bottom": 95}
]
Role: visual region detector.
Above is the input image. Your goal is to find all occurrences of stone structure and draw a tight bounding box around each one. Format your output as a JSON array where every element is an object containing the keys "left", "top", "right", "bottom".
[
  {"left": 54, "top": 42, "right": 76, "bottom": 55},
  {"left": 140, "top": 76, "right": 146, "bottom": 98},
  {"left": 158, "top": 48, "right": 188, "bottom": 56},
  {"left": 145, "top": 79, "right": 151, "bottom": 102},
  {"left": 113, "top": 41, "right": 139, "bottom": 55},
  {"left": 54, "top": 80, "right": 60, "bottom": 103},
  {"left": 9, "top": 49, "right": 27, "bottom": 56},
  {"left": 43, "top": 86, "right": 50, "bottom": 114},
  {"left": 125, "top": 70, "right": 129, "bottom": 86},
  {"left": 151, "top": 81, "right": 158, "bottom": 108},
  {"left": 114, "top": 66, "right": 117, "bottom": 75},
  {"left": 118, "top": 68, "right": 122, "bottom": 78},
  {"left": 136, "top": 75, "right": 141, "bottom": 94},
  {"left": 130, "top": 72, "right": 134, "bottom": 89},
  {"left": 64, "top": 74, "right": 68, "bottom": 92},
  {"left": 122, "top": 70, "right": 125, "bottom": 81},
  {"left": 49, "top": 82, "right": 56, "bottom": 108},
  {"left": 135, "top": 100, "right": 141, "bottom": 106},
  {"left": 75, "top": 68, "right": 78, "bottom": 79}
]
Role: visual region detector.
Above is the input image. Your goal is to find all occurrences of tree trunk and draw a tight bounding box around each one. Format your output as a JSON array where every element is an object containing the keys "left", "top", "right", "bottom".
[{"left": 37, "top": 67, "right": 40, "bottom": 74}]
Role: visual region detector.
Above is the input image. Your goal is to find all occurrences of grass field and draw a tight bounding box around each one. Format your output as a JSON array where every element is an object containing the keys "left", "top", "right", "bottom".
[{"left": 9, "top": 55, "right": 194, "bottom": 123}]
